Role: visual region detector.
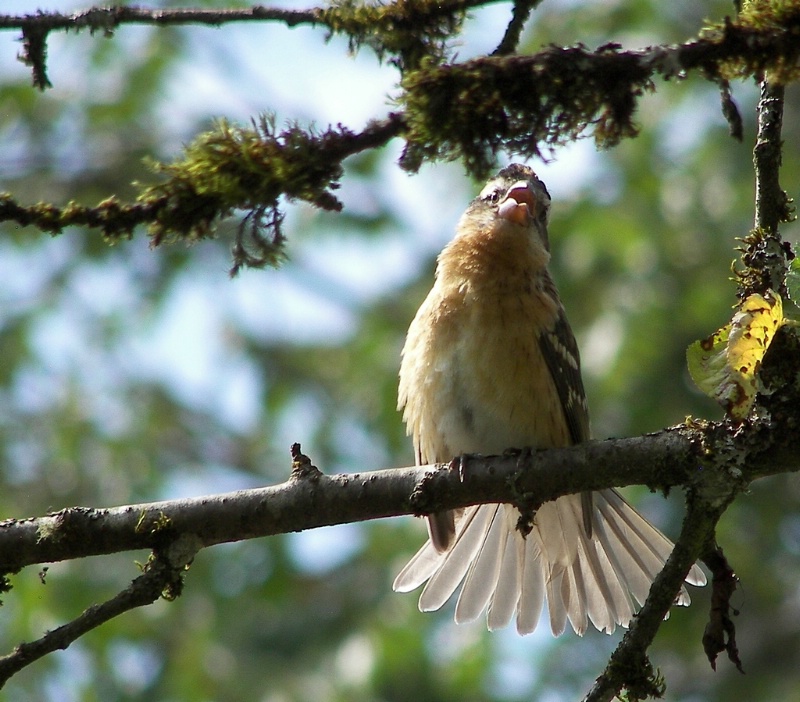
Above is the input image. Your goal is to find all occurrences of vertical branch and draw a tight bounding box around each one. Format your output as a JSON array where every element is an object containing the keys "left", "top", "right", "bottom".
[
  {"left": 753, "top": 80, "right": 788, "bottom": 235},
  {"left": 739, "top": 78, "right": 794, "bottom": 299},
  {"left": 583, "top": 500, "right": 724, "bottom": 702},
  {"left": 492, "top": 0, "right": 541, "bottom": 56}
]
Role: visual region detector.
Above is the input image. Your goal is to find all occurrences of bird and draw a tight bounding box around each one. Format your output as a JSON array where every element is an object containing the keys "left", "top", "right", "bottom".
[{"left": 392, "top": 163, "right": 706, "bottom": 636}]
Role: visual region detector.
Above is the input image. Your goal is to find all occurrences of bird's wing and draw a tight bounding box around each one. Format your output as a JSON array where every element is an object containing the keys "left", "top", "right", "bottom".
[
  {"left": 537, "top": 294, "right": 595, "bottom": 534},
  {"left": 537, "top": 300, "right": 590, "bottom": 444}
]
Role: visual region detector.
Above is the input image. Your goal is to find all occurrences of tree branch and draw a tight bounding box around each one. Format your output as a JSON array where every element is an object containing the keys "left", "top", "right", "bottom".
[
  {"left": 0, "top": 6, "right": 321, "bottom": 32},
  {"left": 584, "top": 496, "right": 730, "bottom": 702},
  {"left": 491, "top": 0, "right": 542, "bottom": 57},
  {"left": 1, "top": 0, "right": 493, "bottom": 88},
  {"left": 744, "top": 78, "right": 795, "bottom": 300},
  {"left": 4, "top": 9, "right": 800, "bottom": 270},
  {"left": 0, "top": 114, "right": 406, "bottom": 273},
  {"left": 0, "top": 413, "right": 794, "bottom": 692},
  {"left": 580, "top": 75, "right": 798, "bottom": 698},
  {"left": 0, "top": 0, "right": 493, "bottom": 32},
  {"left": 0, "top": 418, "right": 797, "bottom": 574},
  {"left": 753, "top": 80, "right": 787, "bottom": 240},
  {"left": 0, "top": 537, "right": 197, "bottom": 687},
  {"left": 734, "top": 76, "right": 795, "bottom": 311},
  {"left": 400, "top": 9, "right": 800, "bottom": 175}
]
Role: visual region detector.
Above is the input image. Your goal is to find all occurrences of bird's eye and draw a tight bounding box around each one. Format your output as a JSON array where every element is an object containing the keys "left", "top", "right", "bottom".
[{"left": 478, "top": 181, "right": 504, "bottom": 203}]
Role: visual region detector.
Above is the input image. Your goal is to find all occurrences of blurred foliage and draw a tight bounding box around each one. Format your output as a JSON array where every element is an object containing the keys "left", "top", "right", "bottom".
[{"left": 1, "top": 1, "right": 800, "bottom": 701}]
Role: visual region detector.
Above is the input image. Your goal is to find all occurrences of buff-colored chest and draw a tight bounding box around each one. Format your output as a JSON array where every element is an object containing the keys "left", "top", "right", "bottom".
[{"left": 399, "top": 227, "right": 568, "bottom": 463}]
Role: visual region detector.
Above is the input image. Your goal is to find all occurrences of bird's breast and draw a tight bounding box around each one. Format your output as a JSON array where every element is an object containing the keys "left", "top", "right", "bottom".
[{"left": 399, "top": 273, "right": 569, "bottom": 464}]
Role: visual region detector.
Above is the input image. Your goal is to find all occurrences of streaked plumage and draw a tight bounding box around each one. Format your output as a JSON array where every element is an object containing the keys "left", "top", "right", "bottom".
[{"left": 393, "top": 164, "right": 705, "bottom": 636}]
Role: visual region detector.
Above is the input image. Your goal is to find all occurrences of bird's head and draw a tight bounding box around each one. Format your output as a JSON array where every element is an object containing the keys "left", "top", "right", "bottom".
[
  {"left": 474, "top": 163, "right": 551, "bottom": 242},
  {"left": 440, "top": 165, "right": 553, "bottom": 283}
]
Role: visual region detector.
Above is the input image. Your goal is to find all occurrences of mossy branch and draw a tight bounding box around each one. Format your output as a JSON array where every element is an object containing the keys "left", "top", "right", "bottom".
[
  {"left": 1, "top": 0, "right": 490, "bottom": 88},
  {"left": 400, "top": 46, "right": 653, "bottom": 176},
  {"left": 319, "top": 0, "right": 485, "bottom": 70},
  {"left": 0, "top": 114, "right": 405, "bottom": 273},
  {"left": 734, "top": 78, "right": 795, "bottom": 302},
  {"left": 400, "top": 7, "right": 800, "bottom": 177},
  {"left": 3, "top": 3, "right": 800, "bottom": 269}
]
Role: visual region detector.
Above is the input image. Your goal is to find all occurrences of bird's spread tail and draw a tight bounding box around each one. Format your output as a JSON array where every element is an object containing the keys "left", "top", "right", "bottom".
[{"left": 393, "top": 490, "right": 706, "bottom": 636}]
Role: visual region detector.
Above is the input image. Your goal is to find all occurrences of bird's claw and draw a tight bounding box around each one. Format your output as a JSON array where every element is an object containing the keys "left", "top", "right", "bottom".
[{"left": 449, "top": 454, "right": 473, "bottom": 482}]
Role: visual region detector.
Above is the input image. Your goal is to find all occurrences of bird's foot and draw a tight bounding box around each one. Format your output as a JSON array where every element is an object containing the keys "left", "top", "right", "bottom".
[{"left": 449, "top": 453, "right": 480, "bottom": 483}]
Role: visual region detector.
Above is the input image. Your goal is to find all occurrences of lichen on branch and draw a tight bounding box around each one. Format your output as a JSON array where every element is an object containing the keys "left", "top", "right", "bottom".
[
  {"left": 138, "top": 116, "right": 344, "bottom": 270},
  {"left": 0, "top": 114, "right": 404, "bottom": 273},
  {"left": 712, "top": 0, "right": 800, "bottom": 83},
  {"left": 137, "top": 114, "right": 404, "bottom": 272},
  {"left": 320, "top": 0, "right": 475, "bottom": 70},
  {"left": 399, "top": 46, "right": 652, "bottom": 177},
  {"left": 398, "top": 5, "right": 800, "bottom": 178}
]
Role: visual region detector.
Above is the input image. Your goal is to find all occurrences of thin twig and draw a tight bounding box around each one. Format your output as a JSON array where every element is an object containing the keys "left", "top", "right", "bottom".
[
  {"left": 492, "top": 0, "right": 542, "bottom": 56},
  {"left": 2, "top": 0, "right": 495, "bottom": 90},
  {"left": 736, "top": 77, "right": 794, "bottom": 300},
  {"left": 0, "top": 543, "right": 194, "bottom": 687},
  {"left": 0, "top": 6, "right": 318, "bottom": 31},
  {"left": 0, "top": 0, "right": 493, "bottom": 32},
  {"left": 753, "top": 80, "right": 790, "bottom": 234}
]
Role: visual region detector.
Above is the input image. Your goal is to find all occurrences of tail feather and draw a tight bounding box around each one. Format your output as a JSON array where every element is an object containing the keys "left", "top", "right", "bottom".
[
  {"left": 580, "top": 536, "right": 634, "bottom": 633},
  {"left": 487, "top": 529, "right": 523, "bottom": 630},
  {"left": 602, "top": 490, "right": 677, "bottom": 566},
  {"left": 593, "top": 498, "right": 664, "bottom": 606},
  {"left": 455, "top": 506, "right": 507, "bottom": 623},
  {"left": 392, "top": 541, "right": 440, "bottom": 593},
  {"left": 563, "top": 554, "right": 588, "bottom": 636},
  {"left": 418, "top": 506, "right": 491, "bottom": 612},
  {"left": 394, "top": 489, "right": 706, "bottom": 636},
  {"left": 546, "top": 568, "right": 568, "bottom": 636},
  {"left": 427, "top": 510, "right": 456, "bottom": 553},
  {"left": 393, "top": 506, "right": 480, "bottom": 594},
  {"left": 536, "top": 497, "right": 581, "bottom": 568},
  {"left": 594, "top": 489, "right": 701, "bottom": 607},
  {"left": 574, "top": 536, "right": 629, "bottom": 635},
  {"left": 516, "top": 534, "right": 545, "bottom": 635}
]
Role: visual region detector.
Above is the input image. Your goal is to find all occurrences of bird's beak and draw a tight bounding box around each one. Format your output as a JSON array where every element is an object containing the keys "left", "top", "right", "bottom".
[{"left": 497, "top": 181, "right": 536, "bottom": 226}]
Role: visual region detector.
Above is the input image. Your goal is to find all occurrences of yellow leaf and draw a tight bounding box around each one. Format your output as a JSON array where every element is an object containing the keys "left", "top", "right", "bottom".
[{"left": 687, "top": 290, "right": 784, "bottom": 419}]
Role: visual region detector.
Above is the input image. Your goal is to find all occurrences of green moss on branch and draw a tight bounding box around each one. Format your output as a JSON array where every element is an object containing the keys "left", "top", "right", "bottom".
[{"left": 399, "top": 46, "right": 652, "bottom": 177}]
